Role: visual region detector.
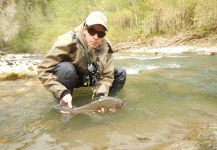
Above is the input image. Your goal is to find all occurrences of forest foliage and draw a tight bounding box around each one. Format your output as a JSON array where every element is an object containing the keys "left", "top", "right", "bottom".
[{"left": 0, "top": 0, "right": 217, "bottom": 53}]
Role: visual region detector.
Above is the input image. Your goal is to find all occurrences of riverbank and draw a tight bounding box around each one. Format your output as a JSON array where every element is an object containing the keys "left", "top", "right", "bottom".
[
  {"left": 113, "top": 32, "right": 217, "bottom": 55},
  {"left": 0, "top": 53, "right": 41, "bottom": 80},
  {"left": 0, "top": 33, "right": 217, "bottom": 81}
]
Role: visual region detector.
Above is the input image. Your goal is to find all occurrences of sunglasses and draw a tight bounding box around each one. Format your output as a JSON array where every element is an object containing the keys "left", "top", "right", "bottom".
[{"left": 87, "top": 27, "right": 106, "bottom": 38}]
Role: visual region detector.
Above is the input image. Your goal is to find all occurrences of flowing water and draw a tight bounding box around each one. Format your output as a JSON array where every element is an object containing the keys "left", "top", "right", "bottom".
[{"left": 0, "top": 53, "right": 217, "bottom": 150}]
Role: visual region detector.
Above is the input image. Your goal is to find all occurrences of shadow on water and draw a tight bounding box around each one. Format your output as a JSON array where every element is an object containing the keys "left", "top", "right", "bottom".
[{"left": 0, "top": 54, "right": 217, "bottom": 149}]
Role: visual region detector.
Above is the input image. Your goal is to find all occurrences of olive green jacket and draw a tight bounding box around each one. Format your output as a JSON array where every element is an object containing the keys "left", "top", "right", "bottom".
[{"left": 37, "top": 26, "right": 114, "bottom": 99}]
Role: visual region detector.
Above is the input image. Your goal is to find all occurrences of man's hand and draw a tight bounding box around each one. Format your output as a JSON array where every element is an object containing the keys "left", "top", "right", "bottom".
[{"left": 60, "top": 93, "right": 72, "bottom": 108}]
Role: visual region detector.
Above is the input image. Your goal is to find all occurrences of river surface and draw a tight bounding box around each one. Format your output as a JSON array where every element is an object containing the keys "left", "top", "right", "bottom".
[{"left": 0, "top": 53, "right": 217, "bottom": 150}]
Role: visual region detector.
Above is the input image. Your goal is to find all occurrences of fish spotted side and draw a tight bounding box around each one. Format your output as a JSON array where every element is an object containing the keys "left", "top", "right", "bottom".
[{"left": 55, "top": 96, "right": 124, "bottom": 115}]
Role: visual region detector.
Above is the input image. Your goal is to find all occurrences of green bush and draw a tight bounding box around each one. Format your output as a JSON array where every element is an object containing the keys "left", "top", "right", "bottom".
[
  {"left": 1, "top": 0, "right": 217, "bottom": 53},
  {"left": 194, "top": 0, "right": 217, "bottom": 35}
]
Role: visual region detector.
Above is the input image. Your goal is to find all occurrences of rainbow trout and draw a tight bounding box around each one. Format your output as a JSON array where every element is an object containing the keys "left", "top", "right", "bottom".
[{"left": 55, "top": 96, "right": 124, "bottom": 115}]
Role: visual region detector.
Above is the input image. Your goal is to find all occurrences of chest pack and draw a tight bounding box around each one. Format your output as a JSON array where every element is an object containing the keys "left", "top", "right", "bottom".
[{"left": 72, "top": 32, "right": 99, "bottom": 86}]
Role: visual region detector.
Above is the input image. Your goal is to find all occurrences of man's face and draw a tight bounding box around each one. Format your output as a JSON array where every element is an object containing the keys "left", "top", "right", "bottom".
[{"left": 83, "top": 24, "right": 106, "bottom": 49}]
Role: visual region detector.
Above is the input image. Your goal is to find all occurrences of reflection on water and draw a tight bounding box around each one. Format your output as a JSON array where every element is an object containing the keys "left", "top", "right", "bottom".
[{"left": 0, "top": 54, "right": 217, "bottom": 149}]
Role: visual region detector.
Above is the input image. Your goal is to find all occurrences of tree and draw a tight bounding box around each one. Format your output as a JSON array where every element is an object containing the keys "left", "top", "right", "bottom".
[{"left": 0, "top": 0, "right": 18, "bottom": 49}]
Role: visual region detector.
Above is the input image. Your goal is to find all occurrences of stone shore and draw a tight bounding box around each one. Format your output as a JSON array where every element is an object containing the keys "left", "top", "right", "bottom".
[
  {"left": 0, "top": 52, "right": 42, "bottom": 80},
  {"left": 1, "top": 44, "right": 217, "bottom": 80}
]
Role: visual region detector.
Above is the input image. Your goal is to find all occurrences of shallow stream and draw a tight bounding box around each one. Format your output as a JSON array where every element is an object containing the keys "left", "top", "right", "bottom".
[{"left": 0, "top": 53, "right": 217, "bottom": 150}]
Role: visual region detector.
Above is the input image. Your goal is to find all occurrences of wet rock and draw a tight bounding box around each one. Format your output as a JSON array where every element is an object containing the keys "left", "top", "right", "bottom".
[
  {"left": 5, "top": 59, "right": 13, "bottom": 65},
  {"left": 3, "top": 73, "right": 18, "bottom": 80}
]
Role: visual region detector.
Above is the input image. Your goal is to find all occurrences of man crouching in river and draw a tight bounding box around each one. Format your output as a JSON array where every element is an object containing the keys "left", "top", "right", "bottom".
[{"left": 37, "top": 11, "right": 126, "bottom": 108}]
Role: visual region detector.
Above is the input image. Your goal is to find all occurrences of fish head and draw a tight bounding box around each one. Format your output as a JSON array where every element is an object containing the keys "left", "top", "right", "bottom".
[{"left": 115, "top": 99, "right": 125, "bottom": 109}]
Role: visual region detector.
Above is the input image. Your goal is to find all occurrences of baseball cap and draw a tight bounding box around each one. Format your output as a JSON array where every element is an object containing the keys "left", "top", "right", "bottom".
[{"left": 85, "top": 11, "right": 108, "bottom": 31}]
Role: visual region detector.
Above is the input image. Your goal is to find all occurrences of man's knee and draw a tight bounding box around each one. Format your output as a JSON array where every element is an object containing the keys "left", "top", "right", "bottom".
[
  {"left": 110, "top": 67, "right": 126, "bottom": 91},
  {"left": 55, "top": 62, "right": 76, "bottom": 79},
  {"left": 54, "top": 62, "right": 78, "bottom": 91}
]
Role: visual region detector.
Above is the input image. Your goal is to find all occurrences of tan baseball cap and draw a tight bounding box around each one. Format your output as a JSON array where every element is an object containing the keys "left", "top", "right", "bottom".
[{"left": 85, "top": 11, "right": 108, "bottom": 31}]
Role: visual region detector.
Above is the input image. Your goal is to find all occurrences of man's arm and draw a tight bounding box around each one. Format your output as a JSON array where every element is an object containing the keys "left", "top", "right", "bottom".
[{"left": 37, "top": 32, "right": 75, "bottom": 99}]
